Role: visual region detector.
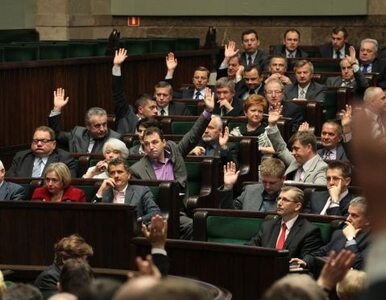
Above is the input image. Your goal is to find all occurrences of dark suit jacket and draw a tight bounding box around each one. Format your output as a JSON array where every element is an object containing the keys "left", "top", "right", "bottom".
[
  {"left": 247, "top": 216, "right": 323, "bottom": 259},
  {"left": 304, "top": 190, "right": 356, "bottom": 216},
  {"left": 49, "top": 114, "right": 121, "bottom": 154},
  {"left": 272, "top": 45, "right": 309, "bottom": 58},
  {"left": 99, "top": 185, "right": 160, "bottom": 223},
  {"left": 34, "top": 263, "right": 60, "bottom": 300},
  {"left": 367, "top": 58, "right": 386, "bottom": 89},
  {"left": 195, "top": 140, "right": 239, "bottom": 167},
  {"left": 0, "top": 181, "right": 25, "bottom": 200},
  {"left": 325, "top": 70, "right": 369, "bottom": 95},
  {"left": 317, "top": 143, "right": 349, "bottom": 161},
  {"left": 130, "top": 114, "right": 210, "bottom": 205},
  {"left": 213, "top": 97, "right": 244, "bottom": 116},
  {"left": 112, "top": 74, "right": 139, "bottom": 134},
  {"left": 7, "top": 148, "right": 77, "bottom": 178},
  {"left": 235, "top": 80, "right": 265, "bottom": 100},
  {"left": 304, "top": 229, "right": 370, "bottom": 270},
  {"left": 319, "top": 42, "right": 351, "bottom": 58},
  {"left": 240, "top": 50, "right": 269, "bottom": 70},
  {"left": 167, "top": 101, "right": 191, "bottom": 116},
  {"left": 284, "top": 81, "right": 327, "bottom": 102},
  {"left": 219, "top": 183, "right": 265, "bottom": 211}
]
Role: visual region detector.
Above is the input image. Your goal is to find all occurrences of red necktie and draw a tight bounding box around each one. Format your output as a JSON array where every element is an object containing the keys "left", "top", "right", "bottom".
[{"left": 276, "top": 223, "right": 287, "bottom": 249}]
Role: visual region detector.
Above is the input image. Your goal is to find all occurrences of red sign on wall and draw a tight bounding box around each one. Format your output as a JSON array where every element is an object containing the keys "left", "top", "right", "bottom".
[{"left": 127, "top": 17, "right": 140, "bottom": 26}]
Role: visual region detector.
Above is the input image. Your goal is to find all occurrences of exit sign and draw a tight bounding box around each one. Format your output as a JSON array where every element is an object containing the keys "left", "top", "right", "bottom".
[{"left": 127, "top": 17, "right": 140, "bottom": 26}]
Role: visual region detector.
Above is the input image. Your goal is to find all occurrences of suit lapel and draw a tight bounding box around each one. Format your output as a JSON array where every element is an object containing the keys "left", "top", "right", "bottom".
[
  {"left": 268, "top": 219, "right": 282, "bottom": 248},
  {"left": 124, "top": 186, "right": 135, "bottom": 205},
  {"left": 284, "top": 217, "right": 303, "bottom": 249},
  {"left": 0, "top": 183, "right": 7, "bottom": 199}
]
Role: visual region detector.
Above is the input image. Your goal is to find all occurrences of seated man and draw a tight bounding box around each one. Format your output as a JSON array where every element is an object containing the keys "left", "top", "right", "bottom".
[
  {"left": 358, "top": 38, "right": 386, "bottom": 89},
  {"left": 319, "top": 26, "right": 351, "bottom": 58},
  {"left": 266, "top": 107, "right": 327, "bottom": 185},
  {"left": 212, "top": 77, "right": 243, "bottom": 116},
  {"left": 218, "top": 158, "right": 285, "bottom": 211},
  {"left": 129, "top": 88, "right": 214, "bottom": 239},
  {"left": 326, "top": 46, "right": 369, "bottom": 95},
  {"left": 235, "top": 64, "right": 265, "bottom": 100},
  {"left": 217, "top": 41, "right": 242, "bottom": 82},
  {"left": 112, "top": 48, "right": 158, "bottom": 134},
  {"left": 57, "top": 259, "right": 93, "bottom": 297},
  {"left": 189, "top": 115, "right": 238, "bottom": 166},
  {"left": 48, "top": 88, "right": 121, "bottom": 153},
  {"left": 164, "top": 52, "right": 210, "bottom": 99},
  {"left": 247, "top": 186, "right": 323, "bottom": 261},
  {"left": 294, "top": 197, "right": 370, "bottom": 271},
  {"left": 7, "top": 126, "right": 76, "bottom": 178},
  {"left": 34, "top": 234, "right": 94, "bottom": 299},
  {"left": 129, "top": 118, "right": 160, "bottom": 156},
  {"left": 154, "top": 81, "right": 191, "bottom": 116},
  {"left": 265, "top": 55, "right": 294, "bottom": 85},
  {"left": 264, "top": 79, "right": 305, "bottom": 132},
  {"left": 272, "top": 28, "right": 309, "bottom": 59},
  {"left": 239, "top": 29, "right": 269, "bottom": 69},
  {"left": 284, "top": 60, "right": 326, "bottom": 102},
  {"left": 0, "top": 160, "right": 24, "bottom": 200},
  {"left": 94, "top": 158, "right": 161, "bottom": 224},
  {"left": 304, "top": 161, "right": 356, "bottom": 216}
]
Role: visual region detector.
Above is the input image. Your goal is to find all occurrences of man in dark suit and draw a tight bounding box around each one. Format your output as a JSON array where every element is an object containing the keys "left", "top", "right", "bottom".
[
  {"left": 264, "top": 79, "right": 305, "bottom": 132},
  {"left": 294, "top": 197, "right": 370, "bottom": 271},
  {"left": 94, "top": 158, "right": 160, "bottom": 224},
  {"left": 154, "top": 81, "right": 191, "bottom": 116},
  {"left": 265, "top": 56, "right": 295, "bottom": 86},
  {"left": 284, "top": 60, "right": 326, "bottom": 102},
  {"left": 129, "top": 88, "right": 214, "bottom": 239},
  {"left": 235, "top": 64, "right": 265, "bottom": 100},
  {"left": 48, "top": 88, "right": 121, "bottom": 153},
  {"left": 319, "top": 27, "right": 351, "bottom": 58},
  {"left": 7, "top": 126, "right": 77, "bottom": 178},
  {"left": 318, "top": 120, "right": 351, "bottom": 161},
  {"left": 216, "top": 40, "right": 242, "bottom": 82},
  {"left": 112, "top": 48, "right": 158, "bottom": 134},
  {"left": 239, "top": 29, "right": 269, "bottom": 70},
  {"left": 189, "top": 115, "right": 238, "bottom": 166},
  {"left": 272, "top": 28, "right": 309, "bottom": 59},
  {"left": 164, "top": 52, "right": 210, "bottom": 100},
  {"left": 213, "top": 77, "right": 244, "bottom": 116},
  {"left": 359, "top": 38, "right": 386, "bottom": 89},
  {"left": 0, "top": 160, "right": 24, "bottom": 200},
  {"left": 219, "top": 158, "right": 285, "bottom": 211},
  {"left": 326, "top": 52, "right": 369, "bottom": 96},
  {"left": 247, "top": 186, "right": 323, "bottom": 260},
  {"left": 305, "top": 161, "right": 356, "bottom": 216}
]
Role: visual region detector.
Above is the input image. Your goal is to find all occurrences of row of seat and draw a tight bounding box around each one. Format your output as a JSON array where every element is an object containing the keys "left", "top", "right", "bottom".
[{"left": 0, "top": 37, "right": 200, "bottom": 62}]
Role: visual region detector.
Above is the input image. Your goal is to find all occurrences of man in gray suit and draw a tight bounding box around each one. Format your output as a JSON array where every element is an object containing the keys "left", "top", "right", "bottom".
[
  {"left": 94, "top": 158, "right": 160, "bottom": 224},
  {"left": 284, "top": 60, "right": 326, "bottom": 102},
  {"left": 266, "top": 107, "right": 327, "bottom": 185},
  {"left": 218, "top": 158, "right": 285, "bottom": 211},
  {"left": 304, "top": 161, "right": 356, "bottom": 216},
  {"left": 48, "top": 88, "right": 121, "bottom": 153},
  {"left": 0, "top": 160, "right": 24, "bottom": 200}
]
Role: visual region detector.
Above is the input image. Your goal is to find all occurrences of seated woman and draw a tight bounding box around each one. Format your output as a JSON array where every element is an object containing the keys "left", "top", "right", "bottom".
[
  {"left": 229, "top": 94, "right": 274, "bottom": 154},
  {"left": 32, "top": 162, "right": 85, "bottom": 202},
  {"left": 82, "top": 138, "right": 129, "bottom": 179}
]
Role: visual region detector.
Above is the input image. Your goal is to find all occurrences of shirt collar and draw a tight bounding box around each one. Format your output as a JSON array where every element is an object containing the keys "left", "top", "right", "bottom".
[
  {"left": 301, "top": 154, "right": 319, "bottom": 173},
  {"left": 282, "top": 214, "right": 299, "bottom": 231}
]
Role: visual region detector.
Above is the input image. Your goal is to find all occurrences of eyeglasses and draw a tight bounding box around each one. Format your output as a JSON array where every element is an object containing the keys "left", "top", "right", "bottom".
[
  {"left": 276, "top": 196, "right": 297, "bottom": 204},
  {"left": 265, "top": 90, "right": 283, "bottom": 95},
  {"left": 32, "top": 139, "right": 54, "bottom": 144}
]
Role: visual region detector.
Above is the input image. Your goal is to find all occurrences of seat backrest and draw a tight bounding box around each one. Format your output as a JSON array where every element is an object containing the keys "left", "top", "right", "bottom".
[
  {"left": 312, "top": 222, "right": 333, "bottom": 244},
  {"left": 206, "top": 216, "right": 263, "bottom": 244}
]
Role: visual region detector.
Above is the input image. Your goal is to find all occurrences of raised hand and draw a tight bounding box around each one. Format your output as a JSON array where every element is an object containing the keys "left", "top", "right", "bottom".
[
  {"left": 298, "top": 122, "right": 310, "bottom": 132},
  {"left": 268, "top": 104, "right": 283, "bottom": 126},
  {"left": 142, "top": 214, "right": 168, "bottom": 249},
  {"left": 219, "top": 126, "right": 230, "bottom": 148},
  {"left": 346, "top": 46, "right": 357, "bottom": 65},
  {"left": 165, "top": 52, "right": 177, "bottom": 70},
  {"left": 113, "top": 48, "right": 128, "bottom": 66},
  {"left": 203, "top": 87, "right": 214, "bottom": 112},
  {"left": 340, "top": 104, "right": 352, "bottom": 131},
  {"left": 53, "top": 88, "right": 69, "bottom": 112},
  {"left": 223, "top": 161, "right": 240, "bottom": 189},
  {"left": 224, "top": 40, "right": 239, "bottom": 59},
  {"left": 128, "top": 255, "right": 161, "bottom": 280}
]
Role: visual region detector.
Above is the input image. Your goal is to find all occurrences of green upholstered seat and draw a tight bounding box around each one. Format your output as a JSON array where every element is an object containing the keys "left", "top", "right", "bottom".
[
  {"left": 313, "top": 222, "right": 333, "bottom": 244},
  {"left": 68, "top": 42, "right": 97, "bottom": 58},
  {"left": 206, "top": 216, "right": 263, "bottom": 245},
  {"left": 151, "top": 38, "right": 176, "bottom": 53},
  {"left": 171, "top": 121, "right": 194, "bottom": 135},
  {"left": 122, "top": 39, "right": 151, "bottom": 55},
  {"left": 39, "top": 43, "right": 68, "bottom": 60},
  {"left": 3, "top": 45, "right": 38, "bottom": 61},
  {"left": 185, "top": 161, "right": 201, "bottom": 196},
  {"left": 175, "top": 38, "right": 200, "bottom": 51}
]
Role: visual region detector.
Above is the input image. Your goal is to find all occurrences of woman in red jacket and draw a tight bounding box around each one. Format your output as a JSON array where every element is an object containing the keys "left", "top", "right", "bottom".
[{"left": 32, "top": 162, "right": 85, "bottom": 202}]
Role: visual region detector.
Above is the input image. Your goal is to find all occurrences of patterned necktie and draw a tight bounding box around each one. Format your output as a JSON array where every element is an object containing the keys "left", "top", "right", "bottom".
[
  {"left": 323, "top": 150, "right": 332, "bottom": 160},
  {"left": 194, "top": 91, "right": 201, "bottom": 100},
  {"left": 160, "top": 109, "right": 166, "bottom": 116},
  {"left": 362, "top": 64, "right": 369, "bottom": 73},
  {"left": 335, "top": 50, "right": 341, "bottom": 59},
  {"left": 276, "top": 223, "right": 287, "bottom": 249},
  {"left": 295, "top": 167, "right": 305, "bottom": 181},
  {"left": 32, "top": 158, "right": 44, "bottom": 177},
  {"left": 299, "top": 89, "right": 306, "bottom": 99}
]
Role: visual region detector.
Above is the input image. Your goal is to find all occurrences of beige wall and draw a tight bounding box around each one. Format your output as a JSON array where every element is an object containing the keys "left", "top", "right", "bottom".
[{"left": 35, "top": 0, "right": 386, "bottom": 50}]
